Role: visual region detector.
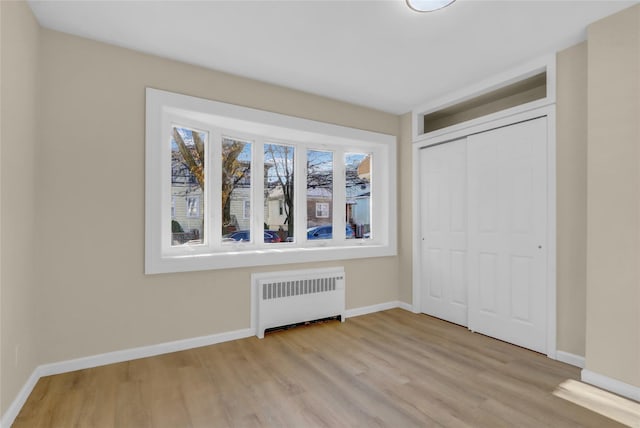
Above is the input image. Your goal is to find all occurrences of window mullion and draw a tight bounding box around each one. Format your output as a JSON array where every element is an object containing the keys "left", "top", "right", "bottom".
[
  {"left": 295, "top": 143, "right": 307, "bottom": 244},
  {"left": 210, "top": 129, "right": 223, "bottom": 248},
  {"left": 333, "top": 147, "right": 346, "bottom": 241},
  {"left": 370, "top": 147, "right": 384, "bottom": 243},
  {"left": 160, "top": 112, "right": 172, "bottom": 253},
  {"left": 254, "top": 138, "right": 265, "bottom": 245},
  {"left": 369, "top": 149, "right": 376, "bottom": 242}
]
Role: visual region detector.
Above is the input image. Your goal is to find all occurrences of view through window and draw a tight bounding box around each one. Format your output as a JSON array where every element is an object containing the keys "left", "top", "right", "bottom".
[
  {"left": 171, "top": 126, "right": 206, "bottom": 246},
  {"left": 147, "top": 88, "right": 396, "bottom": 273}
]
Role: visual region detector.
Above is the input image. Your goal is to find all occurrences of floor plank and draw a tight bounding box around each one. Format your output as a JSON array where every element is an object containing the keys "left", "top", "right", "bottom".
[{"left": 13, "top": 310, "right": 630, "bottom": 427}]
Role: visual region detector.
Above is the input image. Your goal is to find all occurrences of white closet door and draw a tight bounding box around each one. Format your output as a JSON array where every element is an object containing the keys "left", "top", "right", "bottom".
[
  {"left": 467, "top": 117, "right": 547, "bottom": 353},
  {"left": 420, "top": 139, "right": 468, "bottom": 326}
]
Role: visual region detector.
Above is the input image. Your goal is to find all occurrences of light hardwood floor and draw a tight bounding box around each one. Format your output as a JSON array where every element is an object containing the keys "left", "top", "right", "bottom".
[{"left": 14, "top": 309, "right": 627, "bottom": 427}]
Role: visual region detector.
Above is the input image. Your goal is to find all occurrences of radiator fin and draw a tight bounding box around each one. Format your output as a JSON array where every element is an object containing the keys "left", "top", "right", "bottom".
[{"left": 262, "top": 276, "right": 342, "bottom": 300}]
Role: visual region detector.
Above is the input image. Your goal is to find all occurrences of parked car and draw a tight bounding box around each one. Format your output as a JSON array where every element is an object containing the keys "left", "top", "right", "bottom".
[
  {"left": 266, "top": 230, "right": 282, "bottom": 242},
  {"left": 223, "top": 230, "right": 282, "bottom": 243},
  {"left": 307, "top": 224, "right": 355, "bottom": 240}
]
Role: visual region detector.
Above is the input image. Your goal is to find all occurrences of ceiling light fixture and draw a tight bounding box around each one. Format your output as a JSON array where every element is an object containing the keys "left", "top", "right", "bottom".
[{"left": 406, "top": 0, "right": 456, "bottom": 12}]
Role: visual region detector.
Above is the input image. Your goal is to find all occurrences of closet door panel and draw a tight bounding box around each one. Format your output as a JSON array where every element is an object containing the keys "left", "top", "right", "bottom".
[
  {"left": 419, "top": 139, "right": 467, "bottom": 326},
  {"left": 467, "top": 117, "right": 547, "bottom": 353}
]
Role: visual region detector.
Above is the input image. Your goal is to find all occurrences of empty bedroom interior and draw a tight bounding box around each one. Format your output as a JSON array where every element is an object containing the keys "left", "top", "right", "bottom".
[{"left": 1, "top": 0, "right": 639, "bottom": 426}]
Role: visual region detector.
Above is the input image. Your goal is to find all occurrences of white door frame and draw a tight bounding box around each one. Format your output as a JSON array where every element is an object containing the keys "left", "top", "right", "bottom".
[{"left": 412, "top": 104, "right": 557, "bottom": 359}]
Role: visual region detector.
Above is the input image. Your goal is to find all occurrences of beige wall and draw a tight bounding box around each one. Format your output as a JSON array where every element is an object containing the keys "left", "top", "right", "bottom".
[
  {"left": 398, "top": 113, "right": 413, "bottom": 304},
  {"left": 556, "top": 42, "right": 588, "bottom": 357},
  {"left": 35, "top": 29, "right": 400, "bottom": 365},
  {"left": 586, "top": 5, "right": 640, "bottom": 387},
  {"left": 0, "top": 0, "right": 41, "bottom": 416}
]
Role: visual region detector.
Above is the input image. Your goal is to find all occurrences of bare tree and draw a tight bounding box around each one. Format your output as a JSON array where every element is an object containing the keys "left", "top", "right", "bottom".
[
  {"left": 173, "top": 130, "right": 250, "bottom": 233},
  {"left": 306, "top": 150, "right": 333, "bottom": 189},
  {"left": 222, "top": 139, "right": 250, "bottom": 230},
  {"left": 265, "top": 144, "right": 294, "bottom": 237},
  {"left": 172, "top": 128, "right": 205, "bottom": 189}
]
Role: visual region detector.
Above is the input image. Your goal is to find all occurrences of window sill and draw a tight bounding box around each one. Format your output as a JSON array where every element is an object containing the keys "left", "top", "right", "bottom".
[{"left": 146, "top": 243, "right": 397, "bottom": 274}]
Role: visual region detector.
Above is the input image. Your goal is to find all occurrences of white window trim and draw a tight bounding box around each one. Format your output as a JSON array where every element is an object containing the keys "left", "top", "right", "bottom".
[{"left": 146, "top": 88, "right": 397, "bottom": 274}]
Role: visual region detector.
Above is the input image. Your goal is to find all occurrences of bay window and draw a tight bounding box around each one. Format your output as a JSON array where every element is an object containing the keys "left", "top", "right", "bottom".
[{"left": 146, "top": 88, "right": 397, "bottom": 273}]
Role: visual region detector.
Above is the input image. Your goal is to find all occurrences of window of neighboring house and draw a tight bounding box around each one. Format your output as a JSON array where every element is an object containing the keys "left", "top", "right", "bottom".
[
  {"left": 146, "top": 88, "right": 397, "bottom": 273},
  {"left": 316, "top": 202, "right": 330, "bottom": 218},
  {"left": 186, "top": 196, "right": 200, "bottom": 217},
  {"left": 243, "top": 200, "right": 251, "bottom": 220}
]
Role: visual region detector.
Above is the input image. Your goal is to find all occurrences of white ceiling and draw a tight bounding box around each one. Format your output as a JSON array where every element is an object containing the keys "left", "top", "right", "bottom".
[{"left": 28, "top": 0, "right": 637, "bottom": 115}]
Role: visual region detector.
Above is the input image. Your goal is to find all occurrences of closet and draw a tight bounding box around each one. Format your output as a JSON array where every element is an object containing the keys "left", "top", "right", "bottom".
[{"left": 419, "top": 117, "right": 548, "bottom": 353}]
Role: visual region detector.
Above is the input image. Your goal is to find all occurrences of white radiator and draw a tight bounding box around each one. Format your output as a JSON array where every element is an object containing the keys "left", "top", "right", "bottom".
[{"left": 254, "top": 267, "right": 345, "bottom": 338}]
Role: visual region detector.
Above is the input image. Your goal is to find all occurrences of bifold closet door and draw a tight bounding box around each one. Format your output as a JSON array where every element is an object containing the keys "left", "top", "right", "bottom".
[
  {"left": 467, "top": 117, "right": 548, "bottom": 353},
  {"left": 419, "top": 139, "right": 468, "bottom": 326}
]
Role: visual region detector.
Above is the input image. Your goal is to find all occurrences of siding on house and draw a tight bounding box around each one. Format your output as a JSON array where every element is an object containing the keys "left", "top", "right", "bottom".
[{"left": 228, "top": 186, "right": 251, "bottom": 231}]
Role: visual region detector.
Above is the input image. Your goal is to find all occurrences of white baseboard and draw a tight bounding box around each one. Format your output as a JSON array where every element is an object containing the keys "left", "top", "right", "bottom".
[
  {"left": 38, "top": 327, "right": 254, "bottom": 377},
  {"left": 345, "top": 300, "right": 406, "bottom": 318},
  {"left": 556, "top": 351, "right": 585, "bottom": 368},
  {"left": 1, "top": 368, "right": 40, "bottom": 428},
  {"left": 397, "top": 301, "right": 414, "bottom": 312},
  {"left": 581, "top": 369, "right": 640, "bottom": 402},
  {"left": 0, "top": 327, "right": 253, "bottom": 428},
  {"left": 2, "top": 300, "right": 410, "bottom": 427}
]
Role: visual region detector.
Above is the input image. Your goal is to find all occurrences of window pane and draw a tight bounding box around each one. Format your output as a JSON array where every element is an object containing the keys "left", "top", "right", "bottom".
[
  {"left": 345, "top": 153, "right": 371, "bottom": 239},
  {"left": 307, "top": 150, "right": 333, "bottom": 240},
  {"left": 264, "top": 143, "right": 294, "bottom": 243},
  {"left": 222, "top": 137, "right": 252, "bottom": 242},
  {"left": 171, "top": 126, "right": 206, "bottom": 246}
]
